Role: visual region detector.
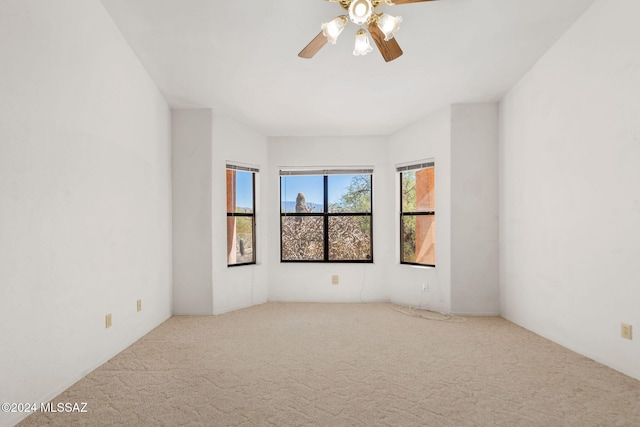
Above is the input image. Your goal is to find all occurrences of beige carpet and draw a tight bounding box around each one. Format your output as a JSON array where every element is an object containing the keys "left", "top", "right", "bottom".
[{"left": 20, "top": 303, "right": 640, "bottom": 426}]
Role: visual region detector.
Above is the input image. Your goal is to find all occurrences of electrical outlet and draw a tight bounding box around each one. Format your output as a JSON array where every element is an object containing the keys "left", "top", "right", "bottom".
[
  {"left": 105, "top": 313, "right": 112, "bottom": 329},
  {"left": 137, "top": 299, "right": 142, "bottom": 312},
  {"left": 621, "top": 323, "right": 632, "bottom": 340},
  {"left": 422, "top": 283, "right": 427, "bottom": 292},
  {"left": 332, "top": 275, "right": 339, "bottom": 285}
]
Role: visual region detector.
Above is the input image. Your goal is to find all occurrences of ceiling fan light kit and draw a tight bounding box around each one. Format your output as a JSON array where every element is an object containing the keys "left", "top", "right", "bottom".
[
  {"left": 353, "top": 28, "right": 374, "bottom": 56},
  {"left": 321, "top": 15, "right": 349, "bottom": 44},
  {"left": 299, "top": 0, "right": 438, "bottom": 62},
  {"left": 377, "top": 13, "right": 403, "bottom": 41}
]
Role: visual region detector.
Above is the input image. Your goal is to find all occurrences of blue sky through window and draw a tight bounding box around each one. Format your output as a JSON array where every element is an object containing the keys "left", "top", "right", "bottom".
[
  {"left": 235, "top": 171, "right": 253, "bottom": 210},
  {"left": 280, "top": 174, "right": 367, "bottom": 212},
  {"left": 328, "top": 174, "right": 358, "bottom": 206},
  {"left": 281, "top": 175, "right": 324, "bottom": 212}
]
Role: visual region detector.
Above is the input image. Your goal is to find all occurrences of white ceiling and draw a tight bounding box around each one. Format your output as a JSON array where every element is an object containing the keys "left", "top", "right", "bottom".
[{"left": 100, "top": 0, "right": 595, "bottom": 137}]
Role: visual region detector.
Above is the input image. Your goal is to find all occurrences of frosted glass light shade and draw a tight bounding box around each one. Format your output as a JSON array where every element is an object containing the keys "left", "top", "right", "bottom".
[
  {"left": 322, "top": 16, "right": 348, "bottom": 44},
  {"left": 377, "top": 13, "right": 402, "bottom": 41},
  {"left": 348, "top": 0, "right": 373, "bottom": 25},
  {"left": 353, "top": 29, "right": 373, "bottom": 56}
]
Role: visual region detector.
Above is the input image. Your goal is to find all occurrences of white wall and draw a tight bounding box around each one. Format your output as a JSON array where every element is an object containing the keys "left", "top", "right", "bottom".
[
  {"left": 451, "top": 104, "right": 499, "bottom": 315},
  {"left": 172, "top": 110, "right": 268, "bottom": 315},
  {"left": 172, "top": 110, "right": 213, "bottom": 315},
  {"left": 387, "top": 104, "right": 499, "bottom": 315},
  {"left": 267, "top": 137, "right": 390, "bottom": 303},
  {"left": 387, "top": 108, "right": 452, "bottom": 313},
  {"left": 0, "top": 1, "right": 173, "bottom": 426},
  {"left": 500, "top": 0, "right": 640, "bottom": 380},
  {"left": 211, "top": 116, "right": 269, "bottom": 314}
]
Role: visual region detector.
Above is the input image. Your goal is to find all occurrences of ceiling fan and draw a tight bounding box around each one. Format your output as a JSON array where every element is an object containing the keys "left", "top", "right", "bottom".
[{"left": 298, "top": 0, "right": 438, "bottom": 62}]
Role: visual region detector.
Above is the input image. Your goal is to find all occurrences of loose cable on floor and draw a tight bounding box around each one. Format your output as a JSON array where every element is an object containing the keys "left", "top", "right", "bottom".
[
  {"left": 391, "top": 304, "right": 466, "bottom": 323},
  {"left": 359, "top": 263, "right": 367, "bottom": 302}
]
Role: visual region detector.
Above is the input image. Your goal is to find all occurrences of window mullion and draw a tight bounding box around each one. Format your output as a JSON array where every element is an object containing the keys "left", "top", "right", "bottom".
[
  {"left": 323, "top": 175, "right": 329, "bottom": 262},
  {"left": 252, "top": 172, "right": 256, "bottom": 264}
]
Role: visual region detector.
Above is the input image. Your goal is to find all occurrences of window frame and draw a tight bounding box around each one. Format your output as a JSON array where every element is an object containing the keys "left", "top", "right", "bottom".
[
  {"left": 226, "top": 164, "right": 258, "bottom": 267},
  {"left": 279, "top": 169, "right": 374, "bottom": 263},
  {"left": 399, "top": 162, "right": 435, "bottom": 267}
]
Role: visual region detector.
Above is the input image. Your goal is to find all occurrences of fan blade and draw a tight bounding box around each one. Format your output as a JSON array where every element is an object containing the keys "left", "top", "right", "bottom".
[
  {"left": 298, "top": 31, "right": 328, "bottom": 59},
  {"left": 367, "top": 23, "right": 403, "bottom": 62},
  {"left": 388, "top": 0, "right": 438, "bottom": 4}
]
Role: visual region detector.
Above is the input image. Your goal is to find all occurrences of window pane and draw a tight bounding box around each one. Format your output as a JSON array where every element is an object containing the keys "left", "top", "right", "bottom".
[
  {"left": 401, "top": 171, "right": 416, "bottom": 213},
  {"left": 402, "top": 167, "right": 434, "bottom": 213},
  {"left": 281, "top": 176, "right": 324, "bottom": 213},
  {"left": 328, "top": 216, "right": 372, "bottom": 261},
  {"left": 227, "top": 217, "right": 254, "bottom": 265},
  {"left": 415, "top": 167, "right": 434, "bottom": 212},
  {"left": 401, "top": 215, "right": 435, "bottom": 265},
  {"left": 328, "top": 174, "right": 371, "bottom": 213},
  {"left": 281, "top": 216, "right": 324, "bottom": 261},
  {"left": 227, "top": 170, "right": 254, "bottom": 214},
  {"left": 234, "top": 171, "right": 254, "bottom": 213}
]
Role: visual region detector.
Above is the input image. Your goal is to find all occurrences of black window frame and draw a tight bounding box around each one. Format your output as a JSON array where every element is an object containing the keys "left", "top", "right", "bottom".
[
  {"left": 226, "top": 164, "right": 258, "bottom": 267},
  {"left": 280, "top": 169, "right": 373, "bottom": 263},
  {"left": 399, "top": 162, "right": 435, "bottom": 267}
]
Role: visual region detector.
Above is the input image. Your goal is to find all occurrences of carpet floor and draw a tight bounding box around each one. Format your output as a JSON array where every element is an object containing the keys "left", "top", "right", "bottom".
[{"left": 19, "top": 303, "right": 640, "bottom": 426}]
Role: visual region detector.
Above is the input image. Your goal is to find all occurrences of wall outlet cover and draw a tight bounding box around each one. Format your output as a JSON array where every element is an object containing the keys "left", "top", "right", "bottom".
[{"left": 621, "top": 323, "right": 632, "bottom": 340}]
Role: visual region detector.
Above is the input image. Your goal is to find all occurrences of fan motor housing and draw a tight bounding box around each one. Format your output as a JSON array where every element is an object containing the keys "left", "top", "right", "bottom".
[{"left": 349, "top": 0, "right": 374, "bottom": 25}]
